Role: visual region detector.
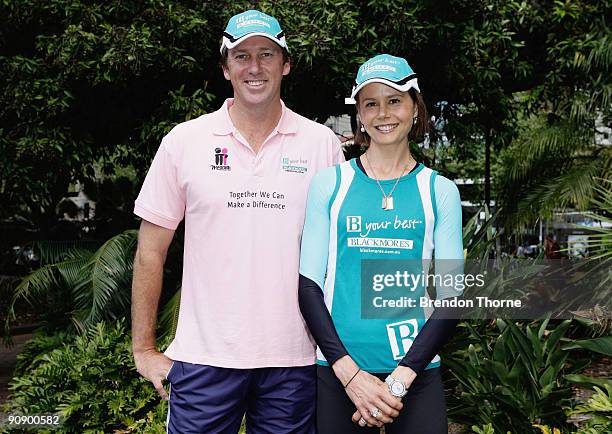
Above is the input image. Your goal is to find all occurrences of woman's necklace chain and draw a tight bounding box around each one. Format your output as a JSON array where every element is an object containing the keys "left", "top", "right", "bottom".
[{"left": 364, "top": 153, "right": 413, "bottom": 210}]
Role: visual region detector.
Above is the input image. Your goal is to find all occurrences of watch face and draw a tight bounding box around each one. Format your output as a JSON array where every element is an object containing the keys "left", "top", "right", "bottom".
[{"left": 391, "top": 382, "right": 405, "bottom": 395}]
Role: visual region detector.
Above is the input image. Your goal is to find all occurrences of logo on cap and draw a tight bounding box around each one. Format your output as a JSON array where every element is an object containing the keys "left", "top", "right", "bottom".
[
  {"left": 345, "top": 54, "right": 420, "bottom": 104},
  {"left": 221, "top": 9, "right": 288, "bottom": 53}
]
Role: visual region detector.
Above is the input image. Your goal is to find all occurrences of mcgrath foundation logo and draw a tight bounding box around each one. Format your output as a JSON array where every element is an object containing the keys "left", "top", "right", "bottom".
[{"left": 211, "top": 147, "right": 231, "bottom": 171}]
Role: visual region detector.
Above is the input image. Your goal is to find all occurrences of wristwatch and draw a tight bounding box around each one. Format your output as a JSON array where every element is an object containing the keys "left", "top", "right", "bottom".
[{"left": 385, "top": 375, "right": 408, "bottom": 398}]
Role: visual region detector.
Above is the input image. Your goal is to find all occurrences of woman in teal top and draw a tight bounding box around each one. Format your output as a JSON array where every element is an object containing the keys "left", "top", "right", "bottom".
[{"left": 298, "top": 54, "right": 463, "bottom": 433}]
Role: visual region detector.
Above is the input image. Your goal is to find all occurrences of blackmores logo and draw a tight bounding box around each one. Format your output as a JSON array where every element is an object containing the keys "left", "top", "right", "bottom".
[
  {"left": 345, "top": 215, "right": 416, "bottom": 252},
  {"left": 211, "top": 147, "right": 231, "bottom": 171},
  {"left": 386, "top": 319, "right": 419, "bottom": 360}
]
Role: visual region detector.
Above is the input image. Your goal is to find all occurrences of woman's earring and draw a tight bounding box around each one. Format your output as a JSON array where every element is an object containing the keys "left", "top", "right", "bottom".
[
  {"left": 360, "top": 125, "right": 365, "bottom": 132},
  {"left": 412, "top": 117, "right": 417, "bottom": 126}
]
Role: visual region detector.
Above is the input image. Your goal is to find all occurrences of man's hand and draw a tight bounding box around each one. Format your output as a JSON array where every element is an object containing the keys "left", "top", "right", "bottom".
[{"left": 134, "top": 349, "right": 173, "bottom": 400}]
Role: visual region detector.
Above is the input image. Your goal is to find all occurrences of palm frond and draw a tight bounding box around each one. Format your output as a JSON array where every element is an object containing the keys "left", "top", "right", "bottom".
[
  {"left": 55, "top": 250, "right": 94, "bottom": 289},
  {"left": 72, "top": 230, "right": 137, "bottom": 330},
  {"left": 504, "top": 120, "right": 589, "bottom": 182},
  {"left": 3, "top": 264, "right": 58, "bottom": 344},
  {"left": 522, "top": 161, "right": 600, "bottom": 213},
  {"left": 33, "top": 240, "right": 98, "bottom": 265},
  {"left": 502, "top": 144, "right": 610, "bottom": 228},
  {"left": 576, "top": 32, "right": 612, "bottom": 73},
  {"left": 580, "top": 178, "right": 612, "bottom": 259}
]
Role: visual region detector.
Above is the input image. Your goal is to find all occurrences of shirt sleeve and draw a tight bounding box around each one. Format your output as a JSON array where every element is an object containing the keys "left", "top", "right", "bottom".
[
  {"left": 398, "top": 175, "right": 463, "bottom": 373},
  {"left": 433, "top": 175, "right": 464, "bottom": 299},
  {"left": 298, "top": 274, "right": 349, "bottom": 365},
  {"left": 134, "top": 135, "right": 186, "bottom": 229},
  {"left": 328, "top": 130, "right": 345, "bottom": 165},
  {"left": 298, "top": 166, "right": 349, "bottom": 365},
  {"left": 299, "top": 167, "right": 337, "bottom": 288}
]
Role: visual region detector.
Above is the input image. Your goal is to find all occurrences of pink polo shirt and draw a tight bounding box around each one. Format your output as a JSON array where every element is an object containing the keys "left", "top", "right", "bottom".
[{"left": 134, "top": 99, "right": 344, "bottom": 368}]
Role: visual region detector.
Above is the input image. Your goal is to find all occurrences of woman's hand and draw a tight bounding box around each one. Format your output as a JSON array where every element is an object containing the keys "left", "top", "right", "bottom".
[
  {"left": 332, "top": 356, "right": 403, "bottom": 427},
  {"left": 350, "top": 366, "right": 417, "bottom": 427},
  {"left": 349, "top": 377, "right": 403, "bottom": 427},
  {"left": 390, "top": 365, "right": 417, "bottom": 389},
  {"left": 346, "top": 371, "right": 403, "bottom": 427},
  {"left": 350, "top": 381, "right": 402, "bottom": 427}
]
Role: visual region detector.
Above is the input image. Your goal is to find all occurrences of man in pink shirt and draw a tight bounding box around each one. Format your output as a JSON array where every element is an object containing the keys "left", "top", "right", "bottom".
[{"left": 131, "top": 9, "right": 343, "bottom": 434}]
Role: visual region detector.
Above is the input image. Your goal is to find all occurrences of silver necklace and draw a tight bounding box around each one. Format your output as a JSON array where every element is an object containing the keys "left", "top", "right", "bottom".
[{"left": 364, "top": 153, "right": 413, "bottom": 210}]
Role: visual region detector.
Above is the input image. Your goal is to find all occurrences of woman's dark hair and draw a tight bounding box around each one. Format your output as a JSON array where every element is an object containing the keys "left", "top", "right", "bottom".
[{"left": 354, "top": 88, "right": 429, "bottom": 148}]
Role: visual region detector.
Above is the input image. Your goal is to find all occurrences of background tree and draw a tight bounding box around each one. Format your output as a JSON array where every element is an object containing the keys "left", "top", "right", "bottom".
[
  {"left": 497, "top": 0, "right": 612, "bottom": 227},
  {"left": 1, "top": 0, "right": 610, "bottom": 293}
]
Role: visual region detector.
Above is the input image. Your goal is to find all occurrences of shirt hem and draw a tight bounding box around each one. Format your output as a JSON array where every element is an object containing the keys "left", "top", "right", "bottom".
[
  {"left": 164, "top": 351, "right": 316, "bottom": 369},
  {"left": 134, "top": 203, "right": 181, "bottom": 230},
  {"left": 315, "top": 359, "right": 440, "bottom": 373}
]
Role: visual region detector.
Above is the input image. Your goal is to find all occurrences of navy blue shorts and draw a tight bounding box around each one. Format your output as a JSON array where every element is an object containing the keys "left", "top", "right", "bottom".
[{"left": 166, "top": 361, "right": 316, "bottom": 434}]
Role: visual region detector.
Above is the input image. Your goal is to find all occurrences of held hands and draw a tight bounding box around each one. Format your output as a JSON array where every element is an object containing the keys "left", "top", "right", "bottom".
[
  {"left": 332, "top": 356, "right": 403, "bottom": 428},
  {"left": 133, "top": 348, "right": 173, "bottom": 400},
  {"left": 346, "top": 372, "right": 402, "bottom": 428},
  {"left": 351, "top": 365, "right": 418, "bottom": 427}
]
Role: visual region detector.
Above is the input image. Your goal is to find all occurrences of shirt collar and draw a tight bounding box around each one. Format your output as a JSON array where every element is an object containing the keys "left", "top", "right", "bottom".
[{"left": 212, "top": 98, "right": 298, "bottom": 136}]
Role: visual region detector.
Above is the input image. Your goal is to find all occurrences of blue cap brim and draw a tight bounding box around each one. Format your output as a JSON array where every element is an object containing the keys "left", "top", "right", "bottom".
[{"left": 346, "top": 77, "right": 420, "bottom": 104}]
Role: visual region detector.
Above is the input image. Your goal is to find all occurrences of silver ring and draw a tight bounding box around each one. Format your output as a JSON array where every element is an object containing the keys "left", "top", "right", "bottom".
[
  {"left": 358, "top": 417, "right": 367, "bottom": 426},
  {"left": 371, "top": 407, "right": 381, "bottom": 419}
]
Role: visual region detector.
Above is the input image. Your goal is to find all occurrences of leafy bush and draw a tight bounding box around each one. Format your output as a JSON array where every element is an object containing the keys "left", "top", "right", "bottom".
[
  {"left": 5, "top": 231, "right": 137, "bottom": 338},
  {"left": 12, "top": 330, "right": 70, "bottom": 377},
  {"left": 4, "top": 229, "right": 182, "bottom": 345},
  {"left": 568, "top": 385, "right": 612, "bottom": 434},
  {"left": 472, "top": 423, "right": 498, "bottom": 434},
  {"left": 445, "top": 320, "right": 583, "bottom": 433},
  {"left": 6, "top": 320, "right": 167, "bottom": 433}
]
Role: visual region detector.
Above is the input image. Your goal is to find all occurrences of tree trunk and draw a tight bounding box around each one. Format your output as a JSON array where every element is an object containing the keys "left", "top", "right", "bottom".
[{"left": 485, "top": 129, "right": 491, "bottom": 208}]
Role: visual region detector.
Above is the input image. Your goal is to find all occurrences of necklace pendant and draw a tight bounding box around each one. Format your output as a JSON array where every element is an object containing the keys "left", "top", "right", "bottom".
[{"left": 382, "top": 196, "right": 394, "bottom": 210}]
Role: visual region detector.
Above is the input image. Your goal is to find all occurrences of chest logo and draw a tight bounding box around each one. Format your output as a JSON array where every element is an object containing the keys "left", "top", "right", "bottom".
[
  {"left": 281, "top": 157, "right": 308, "bottom": 174},
  {"left": 211, "top": 147, "right": 231, "bottom": 171},
  {"left": 346, "top": 215, "right": 423, "bottom": 237},
  {"left": 386, "top": 319, "right": 419, "bottom": 360}
]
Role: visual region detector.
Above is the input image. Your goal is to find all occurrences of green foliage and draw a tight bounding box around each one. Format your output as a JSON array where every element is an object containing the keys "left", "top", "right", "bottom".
[
  {"left": 4, "top": 229, "right": 182, "bottom": 344},
  {"left": 0, "top": 0, "right": 217, "bottom": 226},
  {"left": 463, "top": 205, "right": 499, "bottom": 260},
  {"left": 561, "top": 337, "right": 612, "bottom": 358},
  {"left": 497, "top": 0, "right": 612, "bottom": 227},
  {"left": 533, "top": 425, "right": 562, "bottom": 434},
  {"left": 568, "top": 385, "right": 612, "bottom": 434},
  {"left": 497, "top": 114, "right": 611, "bottom": 228},
  {"left": 580, "top": 179, "right": 612, "bottom": 260},
  {"left": 472, "top": 423, "right": 500, "bottom": 434},
  {"left": 6, "top": 320, "right": 168, "bottom": 433},
  {"left": 12, "top": 330, "right": 70, "bottom": 377},
  {"left": 5, "top": 230, "right": 138, "bottom": 338},
  {"left": 2, "top": 0, "right": 611, "bottom": 225},
  {"left": 445, "top": 320, "right": 582, "bottom": 433}
]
